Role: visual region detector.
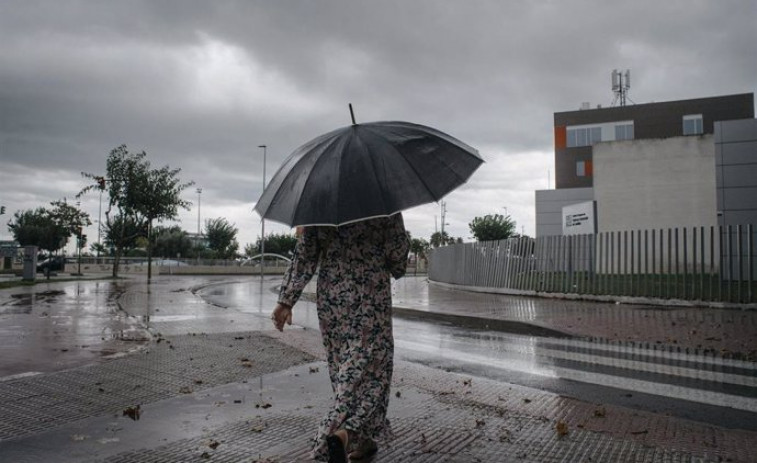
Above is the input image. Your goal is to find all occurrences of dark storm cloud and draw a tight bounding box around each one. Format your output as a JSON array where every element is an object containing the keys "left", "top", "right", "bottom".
[{"left": 1, "top": 0, "right": 755, "bottom": 247}]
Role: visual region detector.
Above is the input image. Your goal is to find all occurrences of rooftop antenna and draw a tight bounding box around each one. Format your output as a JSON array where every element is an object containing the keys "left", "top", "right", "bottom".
[{"left": 611, "top": 69, "right": 632, "bottom": 106}]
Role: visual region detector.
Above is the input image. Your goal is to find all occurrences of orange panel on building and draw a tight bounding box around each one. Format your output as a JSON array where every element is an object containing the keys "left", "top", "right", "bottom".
[{"left": 554, "top": 126, "right": 566, "bottom": 149}]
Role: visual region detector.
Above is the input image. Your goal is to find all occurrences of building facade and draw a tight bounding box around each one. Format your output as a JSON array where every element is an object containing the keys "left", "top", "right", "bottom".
[
  {"left": 535, "top": 93, "right": 755, "bottom": 237},
  {"left": 715, "top": 118, "right": 757, "bottom": 226}
]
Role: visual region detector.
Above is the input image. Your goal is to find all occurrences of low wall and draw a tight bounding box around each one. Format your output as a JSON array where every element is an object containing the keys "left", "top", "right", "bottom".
[{"left": 73, "top": 263, "right": 288, "bottom": 275}]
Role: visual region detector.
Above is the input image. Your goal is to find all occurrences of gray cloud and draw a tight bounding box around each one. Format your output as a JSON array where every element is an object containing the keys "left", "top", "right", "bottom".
[{"left": 1, "top": 0, "right": 755, "bottom": 249}]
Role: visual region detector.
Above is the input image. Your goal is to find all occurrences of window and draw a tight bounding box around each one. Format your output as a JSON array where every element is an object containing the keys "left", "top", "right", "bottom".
[
  {"left": 683, "top": 114, "right": 703, "bottom": 135},
  {"left": 576, "top": 160, "right": 592, "bottom": 177},
  {"left": 567, "top": 126, "right": 602, "bottom": 147},
  {"left": 614, "top": 123, "right": 634, "bottom": 140}
]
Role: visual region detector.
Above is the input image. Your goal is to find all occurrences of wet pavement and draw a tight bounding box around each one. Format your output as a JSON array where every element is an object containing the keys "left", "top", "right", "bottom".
[{"left": 0, "top": 274, "right": 755, "bottom": 462}]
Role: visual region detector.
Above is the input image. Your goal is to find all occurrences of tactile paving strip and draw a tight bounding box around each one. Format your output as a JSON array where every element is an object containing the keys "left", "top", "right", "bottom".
[
  {"left": 93, "top": 400, "right": 714, "bottom": 463},
  {"left": 0, "top": 332, "right": 316, "bottom": 441}
]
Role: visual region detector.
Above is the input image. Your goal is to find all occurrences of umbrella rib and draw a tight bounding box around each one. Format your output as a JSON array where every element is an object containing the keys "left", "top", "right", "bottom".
[
  {"left": 361, "top": 124, "right": 449, "bottom": 204},
  {"left": 359, "top": 128, "right": 393, "bottom": 212},
  {"left": 289, "top": 131, "right": 346, "bottom": 225},
  {"left": 264, "top": 129, "right": 344, "bottom": 224}
]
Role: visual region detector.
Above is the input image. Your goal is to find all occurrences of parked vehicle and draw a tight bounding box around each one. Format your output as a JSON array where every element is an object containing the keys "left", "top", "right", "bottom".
[{"left": 37, "top": 256, "right": 66, "bottom": 273}]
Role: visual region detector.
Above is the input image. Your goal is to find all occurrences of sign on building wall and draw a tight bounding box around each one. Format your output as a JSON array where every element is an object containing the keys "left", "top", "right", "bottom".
[{"left": 563, "top": 201, "right": 597, "bottom": 235}]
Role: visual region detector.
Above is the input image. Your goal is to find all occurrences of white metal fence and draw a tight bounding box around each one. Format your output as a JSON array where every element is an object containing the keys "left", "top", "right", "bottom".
[{"left": 429, "top": 225, "right": 756, "bottom": 304}]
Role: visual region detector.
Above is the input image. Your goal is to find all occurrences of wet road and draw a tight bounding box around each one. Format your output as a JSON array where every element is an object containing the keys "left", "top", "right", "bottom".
[
  {"left": 0, "top": 280, "right": 148, "bottom": 378},
  {"left": 199, "top": 278, "right": 757, "bottom": 431},
  {"left": 1, "top": 275, "right": 755, "bottom": 432}
]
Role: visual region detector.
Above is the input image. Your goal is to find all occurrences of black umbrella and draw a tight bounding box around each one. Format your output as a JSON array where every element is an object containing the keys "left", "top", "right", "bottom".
[{"left": 255, "top": 109, "right": 484, "bottom": 227}]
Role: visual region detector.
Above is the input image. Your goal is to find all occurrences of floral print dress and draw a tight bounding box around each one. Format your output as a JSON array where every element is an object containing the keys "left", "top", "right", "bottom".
[{"left": 278, "top": 214, "right": 410, "bottom": 460}]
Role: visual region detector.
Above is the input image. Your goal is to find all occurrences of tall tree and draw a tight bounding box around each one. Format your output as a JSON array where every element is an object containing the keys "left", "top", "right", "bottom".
[
  {"left": 7, "top": 207, "right": 67, "bottom": 254},
  {"left": 8, "top": 200, "right": 91, "bottom": 256},
  {"left": 101, "top": 214, "right": 147, "bottom": 258},
  {"left": 132, "top": 163, "right": 193, "bottom": 280},
  {"left": 250, "top": 233, "right": 298, "bottom": 258},
  {"left": 79, "top": 145, "right": 193, "bottom": 279},
  {"left": 409, "top": 237, "right": 430, "bottom": 274},
  {"left": 49, "top": 199, "right": 92, "bottom": 250},
  {"left": 205, "top": 217, "right": 239, "bottom": 259},
  {"left": 430, "top": 231, "right": 457, "bottom": 248},
  {"left": 152, "top": 225, "right": 193, "bottom": 259},
  {"left": 468, "top": 214, "right": 516, "bottom": 242}
]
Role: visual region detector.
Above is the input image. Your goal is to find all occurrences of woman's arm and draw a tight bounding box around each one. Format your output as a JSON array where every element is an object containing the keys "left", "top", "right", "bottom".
[{"left": 277, "top": 227, "right": 320, "bottom": 309}]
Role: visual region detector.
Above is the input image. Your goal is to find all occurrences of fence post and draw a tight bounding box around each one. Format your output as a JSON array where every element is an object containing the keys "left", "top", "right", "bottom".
[
  {"left": 737, "top": 224, "right": 743, "bottom": 303},
  {"left": 683, "top": 227, "right": 688, "bottom": 300},
  {"left": 749, "top": 224, "right": 754, "bottom": 303}
]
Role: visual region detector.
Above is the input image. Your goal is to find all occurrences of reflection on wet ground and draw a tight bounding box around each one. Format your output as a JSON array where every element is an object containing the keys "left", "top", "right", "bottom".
[
  {"left": 394, "top": 277, "right": 757, "bottom": 359},
  {"left": 1, "top": 275, "right": 754, "bottom": 431},
  {"left": 0, "top": 280, "right": 147, "bottom": 377},
  {"left": 199, "top": 277, "right": 757, "bottom": 427}
]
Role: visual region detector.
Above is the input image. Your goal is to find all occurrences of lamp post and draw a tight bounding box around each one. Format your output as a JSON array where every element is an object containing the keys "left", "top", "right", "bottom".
[
  {"left": 196, "top": 187, "right": 202, "bottom": 235},
  {"left": 76, "top": 200, "right": 82, "bottom": 276},
  {"left": 97, "top": 181, "right": 103, "bottom": 260},
  {"left": 258, "top": 145, "right": 267, "bottom": 279}
]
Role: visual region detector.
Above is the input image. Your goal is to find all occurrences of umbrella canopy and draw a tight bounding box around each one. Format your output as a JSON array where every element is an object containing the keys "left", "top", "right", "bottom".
[{"left": 255, "top": 120, "right": 484, "bottom": 227}]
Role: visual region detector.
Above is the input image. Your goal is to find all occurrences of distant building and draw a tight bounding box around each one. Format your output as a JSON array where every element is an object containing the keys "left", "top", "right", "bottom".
[
  {"left": 535, "top": 93, "right": 755, "bottom": 237},
  {"left": 186, "top": 232, "right": 208, "bottom": 249}
]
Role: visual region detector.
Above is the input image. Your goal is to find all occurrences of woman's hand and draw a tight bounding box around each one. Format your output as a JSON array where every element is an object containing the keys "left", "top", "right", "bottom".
[{"left": 271, "top": 303, "right": 293, "bottom": 331}]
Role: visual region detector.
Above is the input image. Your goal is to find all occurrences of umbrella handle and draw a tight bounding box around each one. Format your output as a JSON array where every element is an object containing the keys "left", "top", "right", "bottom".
[{"left": 349, "top": 103, "right": 356, "bottom": 125}]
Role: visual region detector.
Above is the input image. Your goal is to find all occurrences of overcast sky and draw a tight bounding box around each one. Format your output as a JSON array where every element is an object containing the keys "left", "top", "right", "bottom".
[{"left": 1, "top": 0, "right": 755, "bottom": 253}]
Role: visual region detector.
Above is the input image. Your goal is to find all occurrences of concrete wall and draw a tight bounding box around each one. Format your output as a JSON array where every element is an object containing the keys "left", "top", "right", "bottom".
[
  {"left": 534, "top": 187, "right": 594, "bottom": 237},
  {"left": 715, "top": 118, "right": 757, "bottom": 226},
  {"left": 554, "top": 93, "right": 754, "bottom": 189},
  {"left": 593, "top": 136, "right": 717, "bottom": 232}
]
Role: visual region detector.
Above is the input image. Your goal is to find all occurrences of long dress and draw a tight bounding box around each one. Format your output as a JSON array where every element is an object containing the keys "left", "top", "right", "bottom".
[{"left": 278, "top": 214, "right": 410, "bottom": 460}]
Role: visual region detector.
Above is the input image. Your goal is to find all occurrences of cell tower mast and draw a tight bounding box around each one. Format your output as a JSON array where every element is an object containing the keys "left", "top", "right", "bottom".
[{"left": 611, "top": 69, "right": 631, "bottom": 106}]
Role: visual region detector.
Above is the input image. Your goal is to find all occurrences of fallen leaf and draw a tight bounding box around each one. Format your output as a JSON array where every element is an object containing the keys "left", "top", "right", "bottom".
[
  {"left": 309, "top": 366, "right": 319, "bottom": 374},
  {"left": 395, "top": 391, "right": 401, "bottom": 398},
  {"left": 208, "top": 440, "right": 220, "bottom": 450},
  {"left": 255, "top": 402, "right": 272, "bottom": 409},
  {"left": 556, "top": 421, "right": 569, "bottom": 437},
  {"left": 593, "top": 407, "right": 606, "bottom": 417},
  {"left": 123, "top": 405, "right": 141, "bottom": 421},
  {"left": 523, "top": 398, "right": 532, "bottom": 404}
]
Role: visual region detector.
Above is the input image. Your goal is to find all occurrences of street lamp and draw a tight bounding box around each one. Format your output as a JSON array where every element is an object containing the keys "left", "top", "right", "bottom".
[
  {"left": 258, "top": 145, "right": 267, "bottom": 279},
  {"left": 196, "top": 187, "right": 202, "bottom": 235}
]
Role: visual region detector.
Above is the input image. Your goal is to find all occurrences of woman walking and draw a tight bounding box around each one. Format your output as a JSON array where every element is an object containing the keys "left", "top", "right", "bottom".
[{"left": 271, "top": 213, "right": 410, "bottom": 462}]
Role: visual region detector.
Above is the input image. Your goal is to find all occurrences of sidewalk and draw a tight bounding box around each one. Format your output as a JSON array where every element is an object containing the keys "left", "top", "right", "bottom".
[
  {"left": 0, "top": 275, "right": 755, "bottom": 462},
  {"left": 392, "top": 277, "right": 757, "bottom": 360}
]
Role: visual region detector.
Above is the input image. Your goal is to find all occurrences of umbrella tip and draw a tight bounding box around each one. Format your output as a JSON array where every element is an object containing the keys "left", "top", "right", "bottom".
[{"left": 349, "top": 103, "right": 356, "bottom": 125}]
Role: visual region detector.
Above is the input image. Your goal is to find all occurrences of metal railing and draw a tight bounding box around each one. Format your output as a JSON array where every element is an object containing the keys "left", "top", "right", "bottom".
[{"left": 429, "top": 224, "right": 756, "bottom": 304}]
